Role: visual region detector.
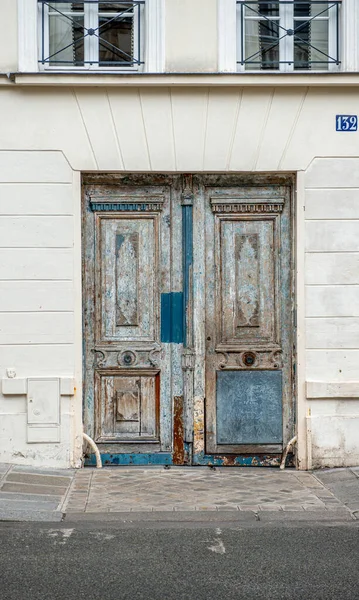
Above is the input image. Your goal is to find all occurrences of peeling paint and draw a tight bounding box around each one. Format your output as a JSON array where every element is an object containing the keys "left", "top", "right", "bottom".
[
  {"left": 193, "top": 396, "right": 205, "bottom": 455},
  {"left": 85, "top": 453, "right": 173, "bottom": 466},
  {"left": 173, "top": 396, "right": 185, "bottom": 465},
  {"left": 193, "top": 451, "right": 285, "bottom": 467}
]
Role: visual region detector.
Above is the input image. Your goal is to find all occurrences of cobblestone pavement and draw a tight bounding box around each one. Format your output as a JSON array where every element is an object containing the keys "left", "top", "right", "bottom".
[
  {"left": 63, "top": 466, "right": 358, "bottom": 516},
  {"left": 0, "top": 464, "right": 358, "bottom": 521}
]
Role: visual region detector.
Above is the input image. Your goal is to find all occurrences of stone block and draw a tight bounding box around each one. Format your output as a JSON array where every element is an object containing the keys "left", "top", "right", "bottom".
[
  {"left": 1, "top": 483, "right": 68, "bottom": 496},
  {"left": 6, "top": 473, "right": 72, "bottom": 487},
  {"left": 0, "top": 499, "right": 60, "bottom": 511},
  {"left": 0, "top": 509, "right": 63, "bottom": 522}
]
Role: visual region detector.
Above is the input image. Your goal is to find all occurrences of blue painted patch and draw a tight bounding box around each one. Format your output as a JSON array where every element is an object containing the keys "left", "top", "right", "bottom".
[
  {"left": 85, "top": 453, "right": 173, "bottom": 467},
  {"left": 182, "top": 204, "right": 193, "bottom": 346},
  {"left": 85, "top": 451, "right": 289, "bottom": 468},
  {"left": 161, "top": 292, "right": 184, "bottom": 343}
]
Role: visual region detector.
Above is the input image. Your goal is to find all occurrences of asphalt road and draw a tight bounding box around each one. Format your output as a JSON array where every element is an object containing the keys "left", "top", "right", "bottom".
[{"left": 1, "top": 521, "right": 359, "bottom": 600}]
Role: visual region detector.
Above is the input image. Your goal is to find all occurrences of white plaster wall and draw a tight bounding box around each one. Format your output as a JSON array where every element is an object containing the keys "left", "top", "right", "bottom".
[
  {"left": 165, "top": 0, "right": 218, "bottom": 72},
  {"left": 0, "top": 86, "right": 358, "bottom": 173},
  {"left": 0, "top": 86, "right": 359, "bottom": 468},
  {"left": 0, "top": 0, "right": 18, "bottom": 72},
  {"left": 0, "top": 151, "right": 83, "bottom": 468},
  {"left": 304, "top": 158, "right": 359, "bottom": 468}
]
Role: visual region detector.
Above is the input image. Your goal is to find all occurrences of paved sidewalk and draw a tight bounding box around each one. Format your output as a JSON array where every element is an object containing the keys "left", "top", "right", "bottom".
[
  {"left": 0, "top": 464, "right": 358, "bottom": 522},
  {"left": 63, "top": 466, "right": 357, "bottom": 517},
  {"left": 315, "top": 467, "right": 359, "bottom": 518},
  {"left": 0, "top": 463, "right": 74, "bottom": 522}
]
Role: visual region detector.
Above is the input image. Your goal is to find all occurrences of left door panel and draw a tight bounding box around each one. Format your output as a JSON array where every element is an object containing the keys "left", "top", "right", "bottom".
[{"left": 83, "top": 182, "right": 174, "bottom": 459}]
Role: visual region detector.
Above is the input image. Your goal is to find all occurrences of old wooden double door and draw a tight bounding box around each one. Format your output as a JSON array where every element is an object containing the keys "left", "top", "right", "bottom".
[{"left": 83, "top": 175, "right": 294, "bottom": 466}]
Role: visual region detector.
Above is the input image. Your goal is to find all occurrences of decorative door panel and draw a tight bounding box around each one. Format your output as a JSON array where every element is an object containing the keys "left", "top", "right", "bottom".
[
  {"left": 83, "top": 180, "right": 176, "bottom": 456},
  {"left": 95, "top": 371, "right": 159, "bottom": 442},
  {"left": 216, "top": 370, "right": 283, "bottom": 445},
  {"left": 219, "top": 218, "right": 279, "bottom": 347},
  {"left": 98, "top": 217, "right": 157, "bottom": 343},
  {"left": 205, "top": 186, "right": 293, "bottom": 456}
]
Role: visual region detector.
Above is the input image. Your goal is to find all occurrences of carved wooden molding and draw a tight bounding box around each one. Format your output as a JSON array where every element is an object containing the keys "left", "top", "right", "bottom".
[
  {"left": 181, "top": 175, "right": 194, "bottom": 206},
  {"left": 236, "top": 233, "right": 260, "bottom": 328},
  {"left": 182, "top": 348, "right": 195, "bottom": 371},
  {"left": 93, "top": 346, "right": 162, "bottom": 369},
  {"left": 211, "top": 198, "right": 285, "bottom": 214},
  {"left": 116, "top": 233, "right": 139, "bottom": 327},
  {"left": 90, "top": 196, "right": 164, "bottom": 212},
  {"left": 215, "top": 350, "right": 283, "bottom": 371}
]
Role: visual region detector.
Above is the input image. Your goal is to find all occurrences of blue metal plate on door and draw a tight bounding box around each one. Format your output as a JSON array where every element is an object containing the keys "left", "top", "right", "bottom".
[{"left": 216, "top": 370, "right": 283, "bottom": 445}]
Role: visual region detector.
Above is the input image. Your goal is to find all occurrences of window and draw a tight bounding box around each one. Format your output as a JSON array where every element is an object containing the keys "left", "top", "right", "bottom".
[
  {"left": 236, "top": 1, "right": 341, "bottom": 71},
  {"left": 38, "top": 1, "right": 144, "bottom": 69}
]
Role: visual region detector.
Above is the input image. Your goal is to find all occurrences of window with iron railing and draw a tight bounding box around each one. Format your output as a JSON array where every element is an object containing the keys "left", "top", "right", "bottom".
[
  {"left": 38, "top": 1, "right": 144, "bottom": 69},
  {"left": 236, "top": 1, "right": 341, "bottom": 71}
]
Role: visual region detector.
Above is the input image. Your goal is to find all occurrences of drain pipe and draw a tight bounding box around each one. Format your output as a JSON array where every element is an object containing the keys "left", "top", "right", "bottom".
[
  {"left": 280, "top": 435, "right": 297, "bottom": 470},
  {"left": 83, "top": 432, "right": 102, "bottom": 468}
]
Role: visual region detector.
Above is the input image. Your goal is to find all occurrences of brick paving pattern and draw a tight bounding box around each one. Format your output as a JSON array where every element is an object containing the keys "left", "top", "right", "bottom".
[
  {"left": 62, "top": 467, "right": 352, "bottom": 514},
  {"left": 0, "top": 464, "right": 358, "bottom": 521}
]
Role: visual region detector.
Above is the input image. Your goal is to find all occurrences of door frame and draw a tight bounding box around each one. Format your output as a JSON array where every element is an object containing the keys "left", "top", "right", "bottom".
[{"left": 81, "top": 172, "right": 297, "bottom": 467}]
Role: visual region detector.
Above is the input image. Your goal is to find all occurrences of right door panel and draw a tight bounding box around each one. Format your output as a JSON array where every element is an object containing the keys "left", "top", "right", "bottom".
[{"left": 205, "top": 186, "right": 293, "bottom": 456}]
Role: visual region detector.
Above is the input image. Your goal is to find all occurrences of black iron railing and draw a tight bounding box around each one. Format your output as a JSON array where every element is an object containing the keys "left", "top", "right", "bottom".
[
  {"left": 237, "top": 1, "right": 341, "bottom": 69},
  {"left": 38, "top": 1, "right": 144, "bottom": 67}
]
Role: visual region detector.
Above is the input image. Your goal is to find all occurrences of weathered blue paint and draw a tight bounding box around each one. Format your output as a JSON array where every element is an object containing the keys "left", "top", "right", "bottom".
[
  {"left": 85, "top": 453, "right": 173, "bottom": 467},
  {"left": 182, "top": 204, "right": 193, "bottom": 346},
  {"left": 183, "top": 441, "right": 192, "bottom": 465},
  {"left": 160, "top": 292, "right": 184, "bottom": 343},
  {"left": 91, "top": 203, "right": 155, "bottom": 212},
  {"left": 192, "top": 451, "right": 286, "bottom": 468},
  {"left": 85, "top": 451, "right": 292, "bottom": 468},
  {"left": 216, "top": 370, "right": 283, "bottom": 444}
]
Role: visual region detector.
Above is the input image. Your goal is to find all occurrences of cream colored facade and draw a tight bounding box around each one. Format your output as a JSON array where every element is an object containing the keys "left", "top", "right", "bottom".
[{"left": 0, "top": 0, "right": 359, "bottom": 469}]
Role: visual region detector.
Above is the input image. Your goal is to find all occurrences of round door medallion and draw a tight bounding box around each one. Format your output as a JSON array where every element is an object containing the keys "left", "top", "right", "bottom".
[
  {"left": 242, "top": 351, "right": 256, "bottom": 367},
  {"left": 118, "top": 350, "right": 137, "bottom": 367}
]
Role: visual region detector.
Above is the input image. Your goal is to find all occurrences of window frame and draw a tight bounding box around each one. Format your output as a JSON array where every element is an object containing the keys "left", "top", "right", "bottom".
[
  {"left": 18, "top": 0, "right": 165, "bottom": 73},
  {"left": 218, "top": 0, "right": 349, "bottom": 73},
  {"left": 39, "top": 2, "right": 142, "bottom": 72},
  {"left": 237, "top": 1, "right": 341, "bottom": 73}
]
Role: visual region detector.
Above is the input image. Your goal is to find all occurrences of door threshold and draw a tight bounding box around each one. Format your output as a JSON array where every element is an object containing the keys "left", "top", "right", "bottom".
[
  {"left": 85, "top": 452, "right": 295, "bottom": 467},
  {"left": 85, "top": 452, "right": 173, "bottom": 467},
  {"left": 193, "top": 453, "right": 294, "bottom": 468}
]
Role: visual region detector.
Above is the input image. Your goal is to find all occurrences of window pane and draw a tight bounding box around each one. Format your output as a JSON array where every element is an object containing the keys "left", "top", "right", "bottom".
[
  {"left": 294, "top": 19, "right": 329, "bottom": 69},
  {"left": 48, "top": 1, "right": 84, "bottom": 14},
  {"left": 245, "top": 19, "right": 279, "bottom": 69},
  {"left": 49, "top": 9, "right": 85, "bottom": 65},
  {"left": 294, "top": 2, "right": 311, "bottom": 17},
  {"left": 245, "top": 2, "right": 279, "bottom": 18},
  {"left": 98, "top": 16, "right": 134, "bottom": 64},
  {"left": 98, "top": 2, "right": 134, "bottom": 9},
  {"left": 294, "top": 3, "right": 329, "bottom": 18}
]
